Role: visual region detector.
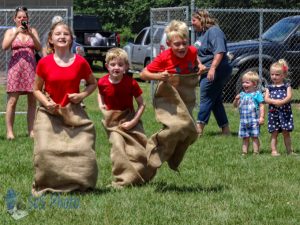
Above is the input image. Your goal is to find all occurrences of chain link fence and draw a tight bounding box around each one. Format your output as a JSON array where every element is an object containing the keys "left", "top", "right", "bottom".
[
  {"left": 207, "top": 8, "right": 300, "bottom": 102},
  {"left": 150, "top": 7, "right": 300, "bottom": 102},
  {"left": 0, "top": 8, "right": 70, "bottom": 113}
]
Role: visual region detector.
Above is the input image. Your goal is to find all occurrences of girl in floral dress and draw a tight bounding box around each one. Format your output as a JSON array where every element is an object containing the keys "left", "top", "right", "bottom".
[{"left": 2, "top": 6, "right": 41, "bottom": 139}]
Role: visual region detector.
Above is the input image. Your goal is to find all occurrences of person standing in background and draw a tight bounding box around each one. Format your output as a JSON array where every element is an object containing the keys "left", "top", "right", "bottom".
[
  {"left": 191, "top": 9, "right": 232, "bottom": 136},
  {"left": 2, "top": 6, "right": 41, "bottom": 139}
]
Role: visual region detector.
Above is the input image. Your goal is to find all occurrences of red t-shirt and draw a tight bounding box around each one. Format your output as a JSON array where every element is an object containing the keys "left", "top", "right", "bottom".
[
  {"left": 146, "top": 46, "right": 198, "bottom": 74},
  {"left": 36, "top": 54, "right": 92, "bottom": 106},
  {"left": 98, "top": 74, "right": 142, "bottom": 110}
]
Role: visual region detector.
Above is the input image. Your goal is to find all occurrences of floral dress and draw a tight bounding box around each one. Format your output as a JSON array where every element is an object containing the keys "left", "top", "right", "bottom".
[
  {"left": 6, "top": 33, "right": 36, "bottom": 93},
  {"left": 267, "top": 83, "right": 294, "bottom": 133}
]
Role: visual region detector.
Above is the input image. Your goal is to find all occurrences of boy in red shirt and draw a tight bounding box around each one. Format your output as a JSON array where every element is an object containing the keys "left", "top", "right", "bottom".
[
  {"left": 140, "top": 20, "right": 200, "bottom": 171},
  {"left": 98, "top": 48, "right": 155, "bottom": 187}
]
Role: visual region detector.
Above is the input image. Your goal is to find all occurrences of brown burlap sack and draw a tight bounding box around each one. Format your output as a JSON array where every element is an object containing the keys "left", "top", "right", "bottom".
[
  {"left": 147, "top": 74, "right": 199, "bottom": 171},
  {"left": 101, "top": 109, "right": 156, "bottom": 187},
  {"left": 32, "top": 103, "right": 98, "bottom": 196}
]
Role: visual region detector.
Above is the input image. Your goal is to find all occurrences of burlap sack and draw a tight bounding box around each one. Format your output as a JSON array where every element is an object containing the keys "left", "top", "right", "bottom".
[
  {"left": 101, "top": 109, "right": 156, "bottom": 187},
  {"left": 147, "top": 74, "right": 199, "bottom": 171},
  {"left": 32, "top": 103, "right": 98, "bottom": 196}
]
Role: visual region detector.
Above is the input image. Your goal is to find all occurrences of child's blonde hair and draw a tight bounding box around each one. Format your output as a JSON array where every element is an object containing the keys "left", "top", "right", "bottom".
[
  {"left": 242, "top": 71, "right": 260, "bottom": 86},
  {"left": 165, "top": 20, "right": 189, "bottom": 41},
  {"left": 105, "top": 48, "right": 129, "bottom": 65},
  {"left": 270, "top": 59, "right": 289, "bottom": 76}
]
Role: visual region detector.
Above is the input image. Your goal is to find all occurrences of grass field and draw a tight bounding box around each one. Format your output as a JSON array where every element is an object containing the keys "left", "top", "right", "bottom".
[{"left": 1, "top": 71, "right": 300, "bottom": 224}]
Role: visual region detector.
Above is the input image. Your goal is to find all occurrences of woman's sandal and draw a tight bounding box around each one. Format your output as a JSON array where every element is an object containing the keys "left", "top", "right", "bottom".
[{"left": 271, "top": 151, "right": 280, "bottom": 157}]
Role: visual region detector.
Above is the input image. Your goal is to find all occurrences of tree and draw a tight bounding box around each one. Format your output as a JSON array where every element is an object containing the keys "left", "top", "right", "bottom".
[{"left": 74, "top": 0, "right": 299, "bottom": 43}]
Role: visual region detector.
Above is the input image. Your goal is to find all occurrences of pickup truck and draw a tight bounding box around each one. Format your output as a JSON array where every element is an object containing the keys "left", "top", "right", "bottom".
[
  {"left": 224, "top": 15, "right": 300, "bottom": 101},
  {"left": 73, "top": 15, "right": 120, "bottom": 66},
  {"left": 123, "top": 25, "right": 167, "bottom": 73}
]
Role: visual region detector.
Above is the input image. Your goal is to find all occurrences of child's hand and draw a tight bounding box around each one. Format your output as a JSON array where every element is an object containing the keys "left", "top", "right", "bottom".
[
  {"left": 197, "top": 64, "right": 207, "bottom": 75},
  {"left": 233, "top": 94, "right": 240, "bottom": 108},
  {"left": 45, "top": 100, "right": 59, "bottom": 113},
  {"left": 100, "top": 104, "right": 107, "bottom": 110},
  {"left": 68, "top": 93, "right": 84, "bottom": 104},
  {"left": 120, "top": 120, "right": 136, "bottom": 131},
  {"left": 159, "top": 70, "right": 172, "bottom": 81}
]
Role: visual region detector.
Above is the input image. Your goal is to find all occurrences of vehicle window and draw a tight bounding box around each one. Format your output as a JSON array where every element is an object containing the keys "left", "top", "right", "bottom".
[
  {"left": 262, "top": 19, "right": 299, "bottom": 42},
  {"left": 145, "top": 30, "right": 151, "bottom": 45},
  {"left": 134, "top": 29, "right": 147, "bottom": 45},
  {"left": 154, "top": 28, "right": 164, "bottom": 44}
]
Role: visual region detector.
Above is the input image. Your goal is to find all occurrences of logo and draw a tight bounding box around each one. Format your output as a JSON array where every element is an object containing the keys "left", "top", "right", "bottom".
[
  {"left": 4, "top": 188, "right": 28, "bottom": 220},
  {"left": 4, "top": 188, "right": 80, "bottom": 220}
]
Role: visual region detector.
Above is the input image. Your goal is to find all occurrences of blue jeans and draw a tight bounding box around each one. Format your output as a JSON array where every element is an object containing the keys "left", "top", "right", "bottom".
[{"left": 197, "top": 64, "right": 232, "bottom": 127}]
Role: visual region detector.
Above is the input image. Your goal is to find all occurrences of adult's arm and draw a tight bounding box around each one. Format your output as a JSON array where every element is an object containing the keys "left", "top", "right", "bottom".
[
  {"left": 2, "top": 28, "right": 19, "bottom": 50},
  {"left": 207, "top": 53, "right": 223, "bottom": 81},
  {"left": 29, "top": 27, "right": 41, "bottom": 51}
]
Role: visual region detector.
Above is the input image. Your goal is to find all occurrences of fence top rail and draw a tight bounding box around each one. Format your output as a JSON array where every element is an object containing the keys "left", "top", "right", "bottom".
[
  {"left": 151, "top": 6, "right": 188, "bottom": 12},
  {"left": 0, "top": 9, "right": 68, "bottom": 12},
  {"left": 202, "top": 8, "right": 300, "bottom": 13}
]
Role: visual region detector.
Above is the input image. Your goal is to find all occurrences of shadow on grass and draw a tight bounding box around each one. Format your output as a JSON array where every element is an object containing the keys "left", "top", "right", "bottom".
[
  {"left": 82, "top": 187, "right": 112, "bottom": 195},
  {"left": 204, "top": 131, "right": 238, "bottom": 137},
  {"left": 153, "top": 181, "right": 226, "bottom": 193}
]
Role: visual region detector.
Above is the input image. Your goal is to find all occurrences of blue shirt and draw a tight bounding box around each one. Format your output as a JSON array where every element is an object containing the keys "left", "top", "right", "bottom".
[
  {"left": 240, "top": 91, "right": 264, "bottom": 109},
  {"left": 194, "top": 26, "right": 228, "bottom": 68}
]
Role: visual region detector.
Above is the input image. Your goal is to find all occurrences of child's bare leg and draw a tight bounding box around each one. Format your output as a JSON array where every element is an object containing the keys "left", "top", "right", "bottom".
[
  {"left": 242, "top": 137, "right": 249, "bottom": 155},
  {"left": 252, "top": 137, "right": 260, "bottom": 154},
  {"left": 270, "top": 131, "right": 280, "bottom": 156},
  {"left": 282, "top": 130, "right": 292, "bottom": 154}
]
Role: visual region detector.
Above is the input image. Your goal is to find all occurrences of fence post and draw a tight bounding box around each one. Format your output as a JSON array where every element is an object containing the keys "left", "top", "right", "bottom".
[
  {"left": 191, "top": 0, "right": 195, "bottom": 44},
  {"left": 259, "top": 11, "right": 263, "bottom": 79}
]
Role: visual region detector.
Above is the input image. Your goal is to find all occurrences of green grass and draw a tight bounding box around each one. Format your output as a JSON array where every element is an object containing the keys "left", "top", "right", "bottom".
[{"left": 1, "top": 73, "right": 300, "bottom": 224}]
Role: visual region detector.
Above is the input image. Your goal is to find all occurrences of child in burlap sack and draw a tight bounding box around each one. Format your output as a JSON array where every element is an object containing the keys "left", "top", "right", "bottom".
[
  {"left": 32, "top": 21, "right": 98, "bottom": 196},
  {"left": 98, "top": 48, "right": 155, "bottom": 188},
  {"left": 140, "top": 20, "right": 201, "bottom": 171}
]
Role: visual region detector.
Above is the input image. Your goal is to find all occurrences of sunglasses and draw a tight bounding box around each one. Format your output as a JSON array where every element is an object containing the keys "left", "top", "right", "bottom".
[{"left": 15, "top": 6, "right": 28, "bottom": 12}]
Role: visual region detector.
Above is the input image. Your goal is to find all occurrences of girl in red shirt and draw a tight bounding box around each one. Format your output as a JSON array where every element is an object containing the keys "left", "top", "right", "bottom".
[
  {"left": 34, "top": 22, "right": 96, "bottom": 110},
  {"left": 32, "top": 21, "right": 98, "bottom": 195}
]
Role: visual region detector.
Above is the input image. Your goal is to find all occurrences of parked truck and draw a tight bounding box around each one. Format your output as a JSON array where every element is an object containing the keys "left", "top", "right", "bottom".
[
  {"left": 224, "top": 15, "right": 300, "bottom": 101},
  {"left": 73, "top": 15, "right": 120, "bottom": 66},
  {"left": 123, "top": 25, "right": 167, "bottom": 73}
]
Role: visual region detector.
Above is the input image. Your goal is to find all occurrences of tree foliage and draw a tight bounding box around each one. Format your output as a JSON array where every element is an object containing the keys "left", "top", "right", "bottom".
[{"left": 73, "top": 0, "right": 300, "bottom": 43}]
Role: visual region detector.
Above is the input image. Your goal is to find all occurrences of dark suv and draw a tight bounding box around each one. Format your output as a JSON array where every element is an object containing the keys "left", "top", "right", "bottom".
[{"left": 224, "top": 16, "right": 300, "bottom": 101}]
